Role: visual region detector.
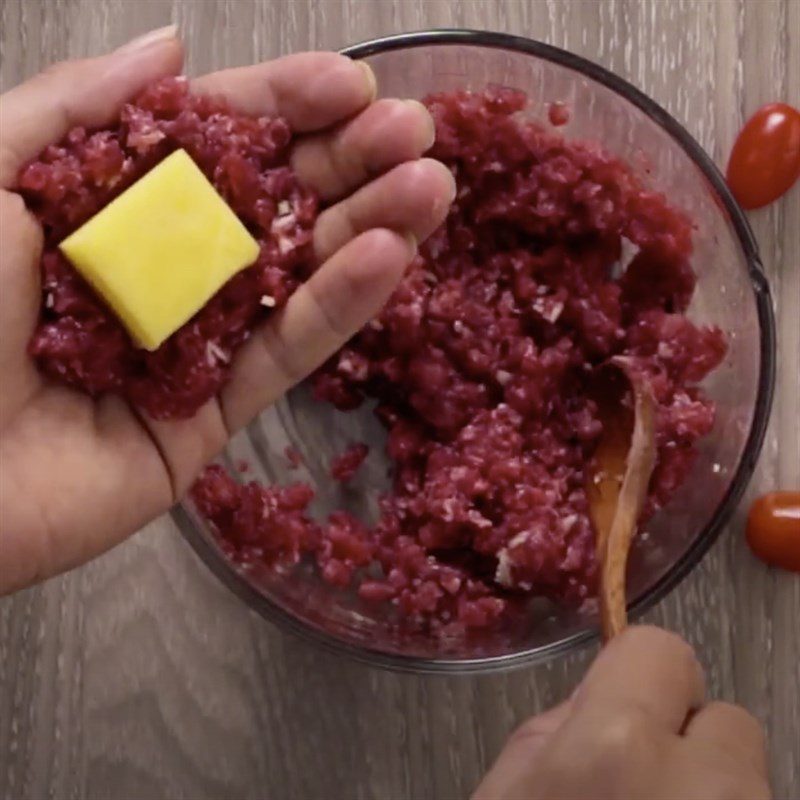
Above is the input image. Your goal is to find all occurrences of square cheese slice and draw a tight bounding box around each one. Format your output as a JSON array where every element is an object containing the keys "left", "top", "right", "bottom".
[{"left": 59, "top": 148, "right": 260, "bottom": 351}]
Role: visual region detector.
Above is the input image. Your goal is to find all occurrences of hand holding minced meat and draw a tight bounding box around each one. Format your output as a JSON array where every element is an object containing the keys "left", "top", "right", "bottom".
[
  {"left": 0, "top": 28, "right": 770, "bottom": 800},
  {"left": 0, "top": 27, "right": 453, "bottom": 593}
]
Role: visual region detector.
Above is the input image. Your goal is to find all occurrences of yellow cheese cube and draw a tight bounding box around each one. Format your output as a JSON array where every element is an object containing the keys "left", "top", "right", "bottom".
[{"left": 59, "top": 148, "right": 260, "bottom": 351}]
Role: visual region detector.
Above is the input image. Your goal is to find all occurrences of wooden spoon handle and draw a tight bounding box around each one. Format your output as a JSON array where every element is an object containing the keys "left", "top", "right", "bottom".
[
  {"left": 599, "top": 375, "right": 657, "bottom": 638},
  {"left": 588, "top": 357, "right": 658, "bottom": 641}
]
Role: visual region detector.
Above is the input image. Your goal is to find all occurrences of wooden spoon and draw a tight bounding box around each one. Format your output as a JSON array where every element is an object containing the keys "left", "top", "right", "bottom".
[{"left": 587, "top": 357, "right": 658, "bottom": 640}]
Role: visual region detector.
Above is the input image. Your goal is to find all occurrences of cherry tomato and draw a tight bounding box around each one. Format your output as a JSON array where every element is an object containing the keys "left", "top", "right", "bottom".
[
  {"left": 726, "top": 103, "right": 800, "bottom": 210},
  {"left": 746, "top": 491, "right": 800, "bottom": 573}
]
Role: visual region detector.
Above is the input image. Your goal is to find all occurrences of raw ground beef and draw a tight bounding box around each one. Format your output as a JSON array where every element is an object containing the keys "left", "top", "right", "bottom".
[
  {"left": 548, "top": 101, "right": 571, "bottom": 127},
  {"left": 284, "top": 446, "right": 304, "bottom": 470},
  {"left": 20, "top": 76, "right": 317, "bottom": 420},
  {"left": 330, "top": 443, "right": 370, "bottom": 482},
  {"left": 193, "top": 86, "right": 726, "bottom": 639},
  {"left": 20, "top": 78, "right": 726, "bottom": 639}
]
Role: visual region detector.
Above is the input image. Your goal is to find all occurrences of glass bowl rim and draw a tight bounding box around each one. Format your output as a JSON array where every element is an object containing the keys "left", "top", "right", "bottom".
[{"left": 172, "top": 28, "right": 777, "bottom": 676}]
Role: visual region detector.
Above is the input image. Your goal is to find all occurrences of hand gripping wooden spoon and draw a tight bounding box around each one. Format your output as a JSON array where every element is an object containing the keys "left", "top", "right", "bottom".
[{"left": 587, "top": 357, "right": 658, "bottom": 640}]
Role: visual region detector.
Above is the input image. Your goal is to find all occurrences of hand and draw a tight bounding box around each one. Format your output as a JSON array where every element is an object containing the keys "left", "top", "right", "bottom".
[
  {"left": 474, "top": 626, "right": 770, "bottom": 800},
  {"left": 0, "top": 26, "right": 455, "bottom": 593}
]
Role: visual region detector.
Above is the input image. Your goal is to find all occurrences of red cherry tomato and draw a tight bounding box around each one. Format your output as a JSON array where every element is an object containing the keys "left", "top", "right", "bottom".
[
  {"left": 746, "top": 491, "right": 800, "bottom": 573},
  {"left": 726, "top": 103, "right": 800, "bottom": 210}
]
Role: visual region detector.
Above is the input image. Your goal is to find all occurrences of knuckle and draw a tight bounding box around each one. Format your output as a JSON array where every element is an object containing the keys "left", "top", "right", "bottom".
[
  {"left": 509, "top": 714, "right": 548, "bottom": 744},
  {"left": 359, "top": 226, "right": 406, "bottom": 258},
  {"left": 329, "top": 135, "right": 365, "bottom": 187},
  {"left": 596, "top": 709, "right": 651, "bottom": 760},
  {"left": 258, "top": 324, "right": 305, "bottom": 385}
]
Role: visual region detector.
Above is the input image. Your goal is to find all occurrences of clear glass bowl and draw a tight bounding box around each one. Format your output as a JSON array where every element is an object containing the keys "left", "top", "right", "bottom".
[{"left": 173, "top": 30, "right": 776, "bottom": 674}]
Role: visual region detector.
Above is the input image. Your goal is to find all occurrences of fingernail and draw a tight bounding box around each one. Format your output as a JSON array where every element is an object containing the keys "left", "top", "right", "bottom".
[
  {"left": 117, "top": 24, "right": 178, "bottom": 55},
  {"left": 404, "top": 99, "right": 436, "bottom": 151},
  {"left": 444, "top": 166, "right": 457, "bottom": 203},
  {"left": 403, "top": 231, "right": 418, "bottom": 258},
  {"left": 358, "top": 61, "right": 378, "bottom": 101}
]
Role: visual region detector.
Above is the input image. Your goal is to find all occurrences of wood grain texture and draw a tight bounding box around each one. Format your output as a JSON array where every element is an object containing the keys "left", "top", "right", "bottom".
[{"left": 1, "top": 1, "right": 798, "bottom": 798}]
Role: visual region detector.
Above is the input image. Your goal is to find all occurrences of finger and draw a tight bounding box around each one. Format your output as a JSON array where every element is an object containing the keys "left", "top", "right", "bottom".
[
  {"left": 220, "top": 228, "right": 415, "bottom": 434},
  {"left": 684, "top": 701, "right": 769, "bottom": 778},
  {"left": 574, "top": 625, "right": 706, "bottom": 732},
  {"left": 313, "top": 158, "right": 456, "bottom": 263},
  {"left": 472, "top": 700, "right": 574, "bottom": 800},
  {"left": 292, "top": 98, "right": 435, "bottom": 201},
  {"left": 0, "top": 25, "right": 183, "bottom": 187},
  {"left": 142, "top": 400, "right": 229, "bottom": 500},
  {"left": 192, "top": 52, "right": 376, "bottom": 133}
]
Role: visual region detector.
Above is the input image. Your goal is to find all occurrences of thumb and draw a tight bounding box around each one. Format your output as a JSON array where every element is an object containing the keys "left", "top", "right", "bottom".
[{"left": 0, "top": 25, "right": 183, "bottom": 187}]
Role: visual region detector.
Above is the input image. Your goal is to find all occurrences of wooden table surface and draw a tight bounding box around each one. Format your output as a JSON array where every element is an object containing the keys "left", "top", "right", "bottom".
[{"left": 1, "top": 1, "right": 798, "bottom": 798}]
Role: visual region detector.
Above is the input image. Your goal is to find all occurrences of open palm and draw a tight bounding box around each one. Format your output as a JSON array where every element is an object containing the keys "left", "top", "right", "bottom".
[{"left": 0, "top": 28, "right": 454, "bottom": 594}]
